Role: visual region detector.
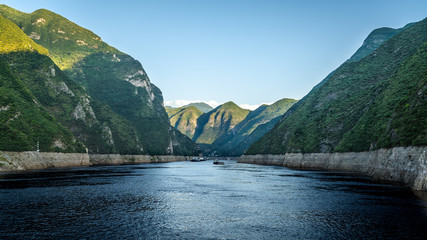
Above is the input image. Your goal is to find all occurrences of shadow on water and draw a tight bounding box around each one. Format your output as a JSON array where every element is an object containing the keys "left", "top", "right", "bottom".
[{"left": 0, "top": 167, "right": 138, "bottom": 189}]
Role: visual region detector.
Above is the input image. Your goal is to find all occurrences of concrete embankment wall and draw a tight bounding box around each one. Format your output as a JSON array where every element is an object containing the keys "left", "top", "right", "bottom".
[
  {"left": 238, "top": 146, "right": 427, "bottom": 191},
  {"left": 89, "top": 154, "right": 189, "bottom": 165},
  {"left": 0, "top": 151, "right": 190, "bottom": 172}
]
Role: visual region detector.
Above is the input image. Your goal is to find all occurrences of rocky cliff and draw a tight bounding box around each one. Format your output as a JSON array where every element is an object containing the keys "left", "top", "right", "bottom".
[{"left": 0, "top": 5, "right": 197, "bottom": 155}]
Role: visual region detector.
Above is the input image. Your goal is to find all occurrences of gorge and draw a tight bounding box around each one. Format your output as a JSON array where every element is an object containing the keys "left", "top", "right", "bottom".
[{"left": 0, "top": 4, "right": 426, "bottom": 192}]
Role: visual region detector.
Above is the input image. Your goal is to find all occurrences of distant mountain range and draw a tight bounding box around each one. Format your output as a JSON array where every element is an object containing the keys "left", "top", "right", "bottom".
[
  {"left": 166, "top": 105, "right": 203, "bottom": 139},
  {"left": 165, "top": 98, "right": 297, "bottom": 156},
  {"left": 1, "top": 4, "right": 425, "bottom": 158},
  {"left": 0, "top": 5, "right": 197, "bottom": 155},
  {"left": 247, "top": 18, "right": 427, "bottom": 154},
  {"left": 182, "top": 102, "right": 213, "bottom": 113}
]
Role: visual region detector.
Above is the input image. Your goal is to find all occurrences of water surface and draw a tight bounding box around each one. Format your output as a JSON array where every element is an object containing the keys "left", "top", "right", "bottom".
[{"left": 1, "top": 160, "right": 426, "bottom": 239}]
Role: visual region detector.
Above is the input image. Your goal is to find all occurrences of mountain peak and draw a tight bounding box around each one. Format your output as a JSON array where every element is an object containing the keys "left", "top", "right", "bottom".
[
  {"left": 182, "top": 102, "right": 213, "bottom": 113},
  {"left": 219, "top": 101, "right": 240, "bottom": 109},
  {"left": 0, "top": 4, "right": 121, "bottom": 69},
  {"left": 347, "top": 23, "right": 413, "bottom": 63},
  {"left": 0, "top": 14, "right": 49, "bottom": 55}
]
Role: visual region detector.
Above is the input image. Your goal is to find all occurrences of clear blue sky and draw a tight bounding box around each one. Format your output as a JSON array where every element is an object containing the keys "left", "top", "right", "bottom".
[{"left": 2, "top": 0, "right": 426, "bottom": 109}]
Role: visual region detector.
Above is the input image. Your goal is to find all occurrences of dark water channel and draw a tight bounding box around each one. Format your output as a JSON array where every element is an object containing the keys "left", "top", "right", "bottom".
[{"left": 1, "top": 160, "right": 426, "bottom": 239}]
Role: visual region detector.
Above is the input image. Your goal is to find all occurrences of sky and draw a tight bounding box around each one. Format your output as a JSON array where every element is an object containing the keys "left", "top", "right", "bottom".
[{"left": 2, "top": 0, "right": 426, "bottom": 110}]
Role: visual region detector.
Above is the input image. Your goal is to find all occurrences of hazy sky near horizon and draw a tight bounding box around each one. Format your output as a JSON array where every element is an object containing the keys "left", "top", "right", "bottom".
[{"left": 2, "top": 0, "right": 426, "bottom": 109}]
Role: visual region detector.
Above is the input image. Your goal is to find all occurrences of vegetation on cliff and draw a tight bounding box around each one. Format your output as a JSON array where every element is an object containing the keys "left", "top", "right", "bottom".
[
  {"left": 166, "top": 106, "right": 203, "bottom": 139},
  {"left": 166, "top": 99, "right": 297, "bottom": 156},
  {"left": 247, "top": 18, "right": 427, "bottom": 154},
  {"left": 192, "top": 102, "right": 250, "bottom": 145},
  {"left": 1, "top": 50, "right": 146, "bottom": 154},
  {"left": 0, "top": 58, "right": 85, "bottom": 152},
  {"left": 0, "top": 14, "right": 48, "bottom": 55},
  {"left": 0, "top": 5, "right": 119, "bottom": 69},
  {"left": 182, "top": 102, "right": 213, "bottom": 113},
  {"left": 0, "top": 5, "right": 198, "bottom": 155},
  {"left": 211, "top": 98, "right": 297, "bottom": 156}
]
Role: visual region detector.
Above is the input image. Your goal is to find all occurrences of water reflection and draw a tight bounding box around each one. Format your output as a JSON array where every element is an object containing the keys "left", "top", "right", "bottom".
[{"left": 0, "top": 160, "right": 426, "bottom": 239}]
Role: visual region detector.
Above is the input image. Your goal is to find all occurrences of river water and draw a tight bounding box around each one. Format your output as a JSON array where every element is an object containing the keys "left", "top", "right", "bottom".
[{"left": 0, "top": 160, "right": 426, "bottom": 239}]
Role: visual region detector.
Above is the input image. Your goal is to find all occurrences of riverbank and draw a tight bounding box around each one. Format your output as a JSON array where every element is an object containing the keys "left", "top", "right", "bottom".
[
  {"left": 0, "top": 151, "right": 190, "bottom": 171},
  {"left": 238, "top": 146, "right": 427, "bottom": 191}
]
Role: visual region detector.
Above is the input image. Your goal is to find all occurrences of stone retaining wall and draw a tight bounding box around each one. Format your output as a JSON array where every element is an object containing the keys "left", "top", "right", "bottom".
[
  {"left": 238, "top": 146, "right": 427, "bottom": 191},
  {"left": 0, "top": 151, "right": 190, "bottom": 171}
]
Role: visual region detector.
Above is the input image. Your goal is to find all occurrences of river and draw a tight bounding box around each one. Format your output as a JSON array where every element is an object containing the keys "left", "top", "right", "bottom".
[{"left": 1, "top": 160, "right": 426, "bottom": 239}]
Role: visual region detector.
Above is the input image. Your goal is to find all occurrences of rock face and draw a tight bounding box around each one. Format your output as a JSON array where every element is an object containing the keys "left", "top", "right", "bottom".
[
  {"left": 1, "top": 49, "right": 143, "bottom": 154},
  {"left": 0, "top": 57, "right": 85, "bottom": 152},
  {"left": 0, "top": 5, "right": 197, "bottom": 155},
  {"left": 247, "top": 18, "right": 427, "bottom": 155},
  {"left": 239, "top": 146, "right": 427, "bottom": 191}
]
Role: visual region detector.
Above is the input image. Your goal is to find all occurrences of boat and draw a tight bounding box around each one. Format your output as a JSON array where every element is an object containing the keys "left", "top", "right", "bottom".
[{"left": 213, "top": 159, "right": 224, "bottom": 165}]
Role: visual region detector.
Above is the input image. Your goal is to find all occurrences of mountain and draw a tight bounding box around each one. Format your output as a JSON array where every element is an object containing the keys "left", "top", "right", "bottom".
[
  {"left": 0, "top": 15, "right": 83, "bottom": 152},
  {"left": 182, "top": 102, "right": 213, "bottom": 113},
  {"left": 347, "top": 23, "right": 414, "bottom": 63},
  {"left": 0, "top": 14, "right": 148, "bottom": 154},
  {"left": 247, "top": 18, "right": 427, "bottom": 155},
  {"left": 0, "top": 5, "right": 119, "bottom": 70},
  {"left": 0, "top": 58, "right": 85, "bottom": 152},
  {"left": 211, "top": 98, "right": 297, "bottom": 156},
  {"left": 166, "top": 99, "right": 297, "bottom": 156},
  {"left": 166, "top": 106, "right": 203, "bottom": 139},
  {"left": 0, "top": 14, "right": 48, "bottom": 55},
  {"left": 193, "top": 102, "right": 250, "bottom": 145},
  {"left": 0, "top": 5, "right": 197, "bottom": 155}
]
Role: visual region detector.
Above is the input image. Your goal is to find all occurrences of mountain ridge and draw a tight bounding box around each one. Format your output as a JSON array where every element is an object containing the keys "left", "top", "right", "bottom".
[
  {"left": 211, "top": 98, "right": 297, "bottom": 156},
  {"left": 247, "top": 18, "right": 427, "bottom": 155},
  {"left": 166, "top": 105, "right": 203, "bottom": 139},
  {"left": 0, "top": 5, "right": 197, "bottom": 155},
  {"left": 192, "top": 101, "right": 250, "bottom": 145},
  {"left": 182, "top": 102, "right": 213, "bottom": 113}
]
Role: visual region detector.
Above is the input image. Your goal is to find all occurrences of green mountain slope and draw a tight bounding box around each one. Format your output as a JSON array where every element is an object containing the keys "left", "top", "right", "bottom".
[
  {"left": 0, "top": 14, "right": 48, "bottom": 55},
  {"left": 0, "top": 5, "right": 197, "bottom": 155},
  {"left": 0, "top": 58, "right": 84, "bottom": 152},
  {"left": 347, "top": 23, "right": 413, "bottom": 63},
  {"left": 0, "top": 13, "right": 148, "bottom": 154},
  {"left": 234, "top": 115, "right": 282, "bottom": 154},
  {"left": 1, "top": 51, "right": 146, "bottom": 154},
  {"left": 211, "top": 98, "right": 297, "bottom": 156},
  {"left": 193, "top": 102, "right": 250, "bottom": 144},
  {"left": 336, "top": 42, "right": 427, "bottom": 151},
  {"left": 182, "top": 102, "right": 213, "bottom": 113},
  {"left": 166, "top": 106, "right": 203, "bottom": 139},
  {"left": 247, "top": 18, "right": 427, "bottom": 154},
  {"left": 0, "top": 5, "right": 119, "bottom": 69}
]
